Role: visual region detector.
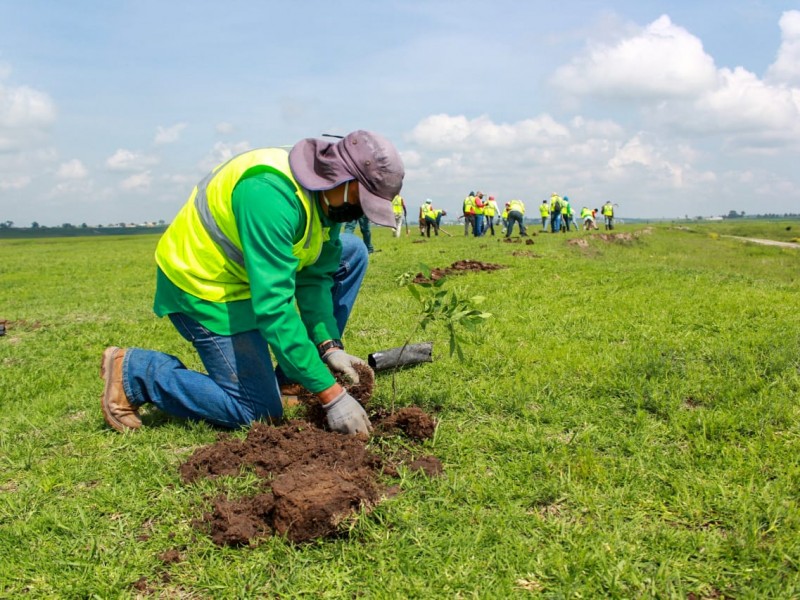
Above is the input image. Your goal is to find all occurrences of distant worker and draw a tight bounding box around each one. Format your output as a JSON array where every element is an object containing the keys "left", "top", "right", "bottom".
[
  {"left": 423, "top": 202, "right": 447, "bottom": 237},
  {"left": 419, "top": 200, "right": 431, "bottom": 236},
  {"left": 539, "top": 200, "right": 550, "bottom": 232},
  {"left": 550, "top": 193, "right": 563, "bottom": 233},
  {"left": 562, "top": 196, "right": 576, "bottom": 232},
  {"left": 483, "top": 195, "right": 499, "bottom": 236},
  {"left": 473, "top": 191, "right": 486, "bottom": 237},
  {"left": 463, "top": 191, "right": 476, "bottom": 236},
  {"left": 602, "top": 201, "right": 615, "bottom": 230},
  {"left": 391, "top": 194, "right": 407, "bottom": 237},
  {"left": 505, "top": 199, "right": 527, "bottom": 238},
  {"left": 580, "top": 206, "right": 597, "bottom": 230},
  {"left": 500, "top": 202, "right": 510, "bottom": 235}
]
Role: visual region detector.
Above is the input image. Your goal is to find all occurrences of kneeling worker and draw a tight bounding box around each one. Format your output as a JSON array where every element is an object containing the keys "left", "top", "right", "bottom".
[{"left": 100, "top": 131, "right": 404, "bottom": 435}]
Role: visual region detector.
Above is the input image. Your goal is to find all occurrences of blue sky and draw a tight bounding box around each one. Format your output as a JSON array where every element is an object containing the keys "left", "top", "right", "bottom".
[{"left": 1, "top": 1, "right": 798, "bottom": 225}]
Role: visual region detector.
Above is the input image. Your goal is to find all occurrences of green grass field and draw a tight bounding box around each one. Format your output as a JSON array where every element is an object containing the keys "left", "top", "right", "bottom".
[{"left": 1, "top": 221, "right": 799, "bottom": 598}]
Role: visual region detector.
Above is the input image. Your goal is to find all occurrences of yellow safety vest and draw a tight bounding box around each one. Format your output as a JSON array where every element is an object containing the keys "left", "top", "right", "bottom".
[
  {"left": 539, "top": 203, "right": 549, "bottom": 217},
  {"left": 580, "top": 207, "right": 592, "bottom": 219},
  {"left": 484, "top": 200, "right": 497, "bottom": 217},
  {"left": 392, "top": 195, "right": 404, "bottom": 215},
  {"left": 603, "top": 203, "right": 614, "bottom": 216},
  {"left": 464, "top": 196, "right": 476, "bottom": 214},
  {"left": 508, "top": 199, "right": 525, "bottom": 214},
  {"left": 156, "top": 148, "right": 325, "bottom": 303}
]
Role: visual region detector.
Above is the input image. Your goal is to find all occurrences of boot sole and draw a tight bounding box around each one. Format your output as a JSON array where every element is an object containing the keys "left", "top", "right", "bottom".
[{"left": 100, "top": 346, "right": 140, "bottom": 432}]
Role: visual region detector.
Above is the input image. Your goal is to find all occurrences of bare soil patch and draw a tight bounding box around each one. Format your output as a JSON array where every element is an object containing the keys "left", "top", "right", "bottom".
[
  {"left": 412, "top": 260, "right": 506, "bottom": 283},
  {"left": 179, "top": 370, "right": 440, "bottom": 546}
]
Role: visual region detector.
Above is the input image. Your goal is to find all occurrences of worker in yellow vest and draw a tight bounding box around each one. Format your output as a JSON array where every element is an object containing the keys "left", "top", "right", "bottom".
[
  {"left": 483, "top": 196, "right": 499, "bottom": 236},
  {"left": 473, "top": 191, "right": 486, "bottom": 237},
  {"left": 462, "top": 192, "right": 476, "bottom": 236},
  {"left": 99, "top": 131, "right": 403, "bottom": 435},
  {"left": 505, "top": 199, "right": 528, "bottom": 237},
  {"left": 391, "top": 194, "right": 407, "bottom": 237},
  {"left": 539, "top": 200, "right": 550, "bottom": 232},
  {"left": 419, "top": 199, "right": 431, "bottom": 236},
  {"left": 549, "top": 193, "right": 563, "bottom": 233},
  {"left": 500, "top": 202, "right": 510, "bottom": 234},
  {"left": 422, "top": 201, "right": 447, "bottom": 237},
  {"left": 580, "top": 206, "right": 598, "bottom": 230},
  {"left": 562, "top": 196, "right": 576, "bottom": 232},
  {"left": 602, "top": 201, "right": 615, "bottom": 230}
]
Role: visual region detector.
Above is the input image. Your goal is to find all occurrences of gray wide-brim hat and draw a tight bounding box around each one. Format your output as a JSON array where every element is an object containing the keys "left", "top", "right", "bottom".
[{"left": 289, "top": 130, "right": 404, "bottom": 228}]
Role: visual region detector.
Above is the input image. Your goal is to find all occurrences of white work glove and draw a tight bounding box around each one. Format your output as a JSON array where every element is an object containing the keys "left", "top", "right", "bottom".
[
  {"left": 323, "top": 390, "right": 372, "bottom": 435},
  {"left": 322, "top": 349, "right": 367, "bottom": 384}
]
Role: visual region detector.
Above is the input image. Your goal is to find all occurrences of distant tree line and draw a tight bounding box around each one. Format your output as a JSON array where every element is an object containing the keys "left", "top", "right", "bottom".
[
  {"left": 0, "top": 221, "right": 168, "bottom": 239},
  {"left": 722, "top": 211, "right": 800, "bottom": 219}
]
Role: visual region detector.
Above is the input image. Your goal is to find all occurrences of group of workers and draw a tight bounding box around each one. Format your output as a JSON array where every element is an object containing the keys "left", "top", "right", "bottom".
[
  {"left": 417, "top": 191, "right": 528, "bottom": 239},
  {"left": 410, "top": 192, "right": 616, "bottom": 239},
  {"left": 536, "top": 194, "right": 616, "bottom": 233}
]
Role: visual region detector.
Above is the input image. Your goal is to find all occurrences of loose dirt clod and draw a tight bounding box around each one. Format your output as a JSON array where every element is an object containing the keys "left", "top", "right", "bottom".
[
  {"left": 377, "top": 406, "right": 437, "bottom": 440},
  {"left": 413, "top": 260, "right": 506, "bottom": 283}
]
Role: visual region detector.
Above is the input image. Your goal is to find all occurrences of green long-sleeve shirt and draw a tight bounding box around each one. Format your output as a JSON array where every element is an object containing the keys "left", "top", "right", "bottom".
[{"left": 153, "top": 171, "right": 341, "bottom": 393}]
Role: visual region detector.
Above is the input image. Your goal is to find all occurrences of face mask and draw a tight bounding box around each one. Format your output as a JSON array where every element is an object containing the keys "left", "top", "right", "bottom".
[{"left": 322, "top": 181, "right": 365, "bottom": 223}]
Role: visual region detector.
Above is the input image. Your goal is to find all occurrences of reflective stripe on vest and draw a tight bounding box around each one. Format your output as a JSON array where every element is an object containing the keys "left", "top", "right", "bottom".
[{"left": 156, "top": 148, "right": 325, "bottom": 303}]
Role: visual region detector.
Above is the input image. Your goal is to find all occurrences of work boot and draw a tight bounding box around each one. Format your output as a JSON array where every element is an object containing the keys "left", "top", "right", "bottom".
[{"left": 100, "top": 347, "right": 142, "bottom": 432}]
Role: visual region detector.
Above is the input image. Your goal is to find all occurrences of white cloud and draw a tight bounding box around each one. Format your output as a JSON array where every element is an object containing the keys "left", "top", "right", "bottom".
[
  {"left": 120, "top": 171, "right": 152, "bottom": 191},
  {"left": 0, "top": 174, "right": 31, "bottom": 190},
  {"left": 552, "top": 15, "right": 717, "bottom": 100},
  {"left": 154, "top": 123, "right": 187, "bottom": 145},
  {"left": 408, "top": 114, "right": 569, "bottom": 150},
  {"left": 553, "top": 13, "right": 800, "bottom": 150},
  {"left": 0, "top": 83, "right": 56, "bottom": 128},
  {"left": 766, "top": 10, "right": 800, "bottom": 85},
  {"left": 57, "top": 159, "right": 88, "bottom": 180},
  {"left": 106, "top": 149, "right": 159, "bottom": 171},
  {"left": 0, "top": 74, "right": 56, "bottom": 153}
]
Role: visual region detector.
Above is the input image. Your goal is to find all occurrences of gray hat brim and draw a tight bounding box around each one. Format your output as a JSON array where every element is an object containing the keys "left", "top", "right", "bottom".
[{"left": 289, "top": 133, "right": 402, "bottom": 229}]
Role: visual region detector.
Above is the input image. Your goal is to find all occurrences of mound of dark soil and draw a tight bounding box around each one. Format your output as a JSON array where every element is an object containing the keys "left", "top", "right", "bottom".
[
  {"left": 413, "top": 259, "right": 506, "bottom": 283},
  {"left": 181, "top": 405, "right": 440, "bottom": 546},
  {"left": 376, "top": 406, "right": 437, "bottom": 440}
]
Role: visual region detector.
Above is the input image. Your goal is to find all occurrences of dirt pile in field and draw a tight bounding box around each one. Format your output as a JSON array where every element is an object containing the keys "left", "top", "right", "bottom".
[
  {"left": 179, "top": 385, "right": 439, "bottom": 546},
  {"left": 412, "top": 259, "right": 506, "bottom": 283}
]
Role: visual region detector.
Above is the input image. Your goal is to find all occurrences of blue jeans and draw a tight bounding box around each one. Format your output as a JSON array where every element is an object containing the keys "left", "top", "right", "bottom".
[
  {"left": 344, "top": 215, "right": 373, "bottom": 253},
  {"left": 122, "top": 233, "right": 368, "bottom": 428},
  {"left": 474, "top": 214, "right": 484, "bottom": 237},
  {"left": 551, "top": 212, "right": 562, "bottom": 233},
  {"left": 506, "top": 211, "right": 527, "bottom": 237}
]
